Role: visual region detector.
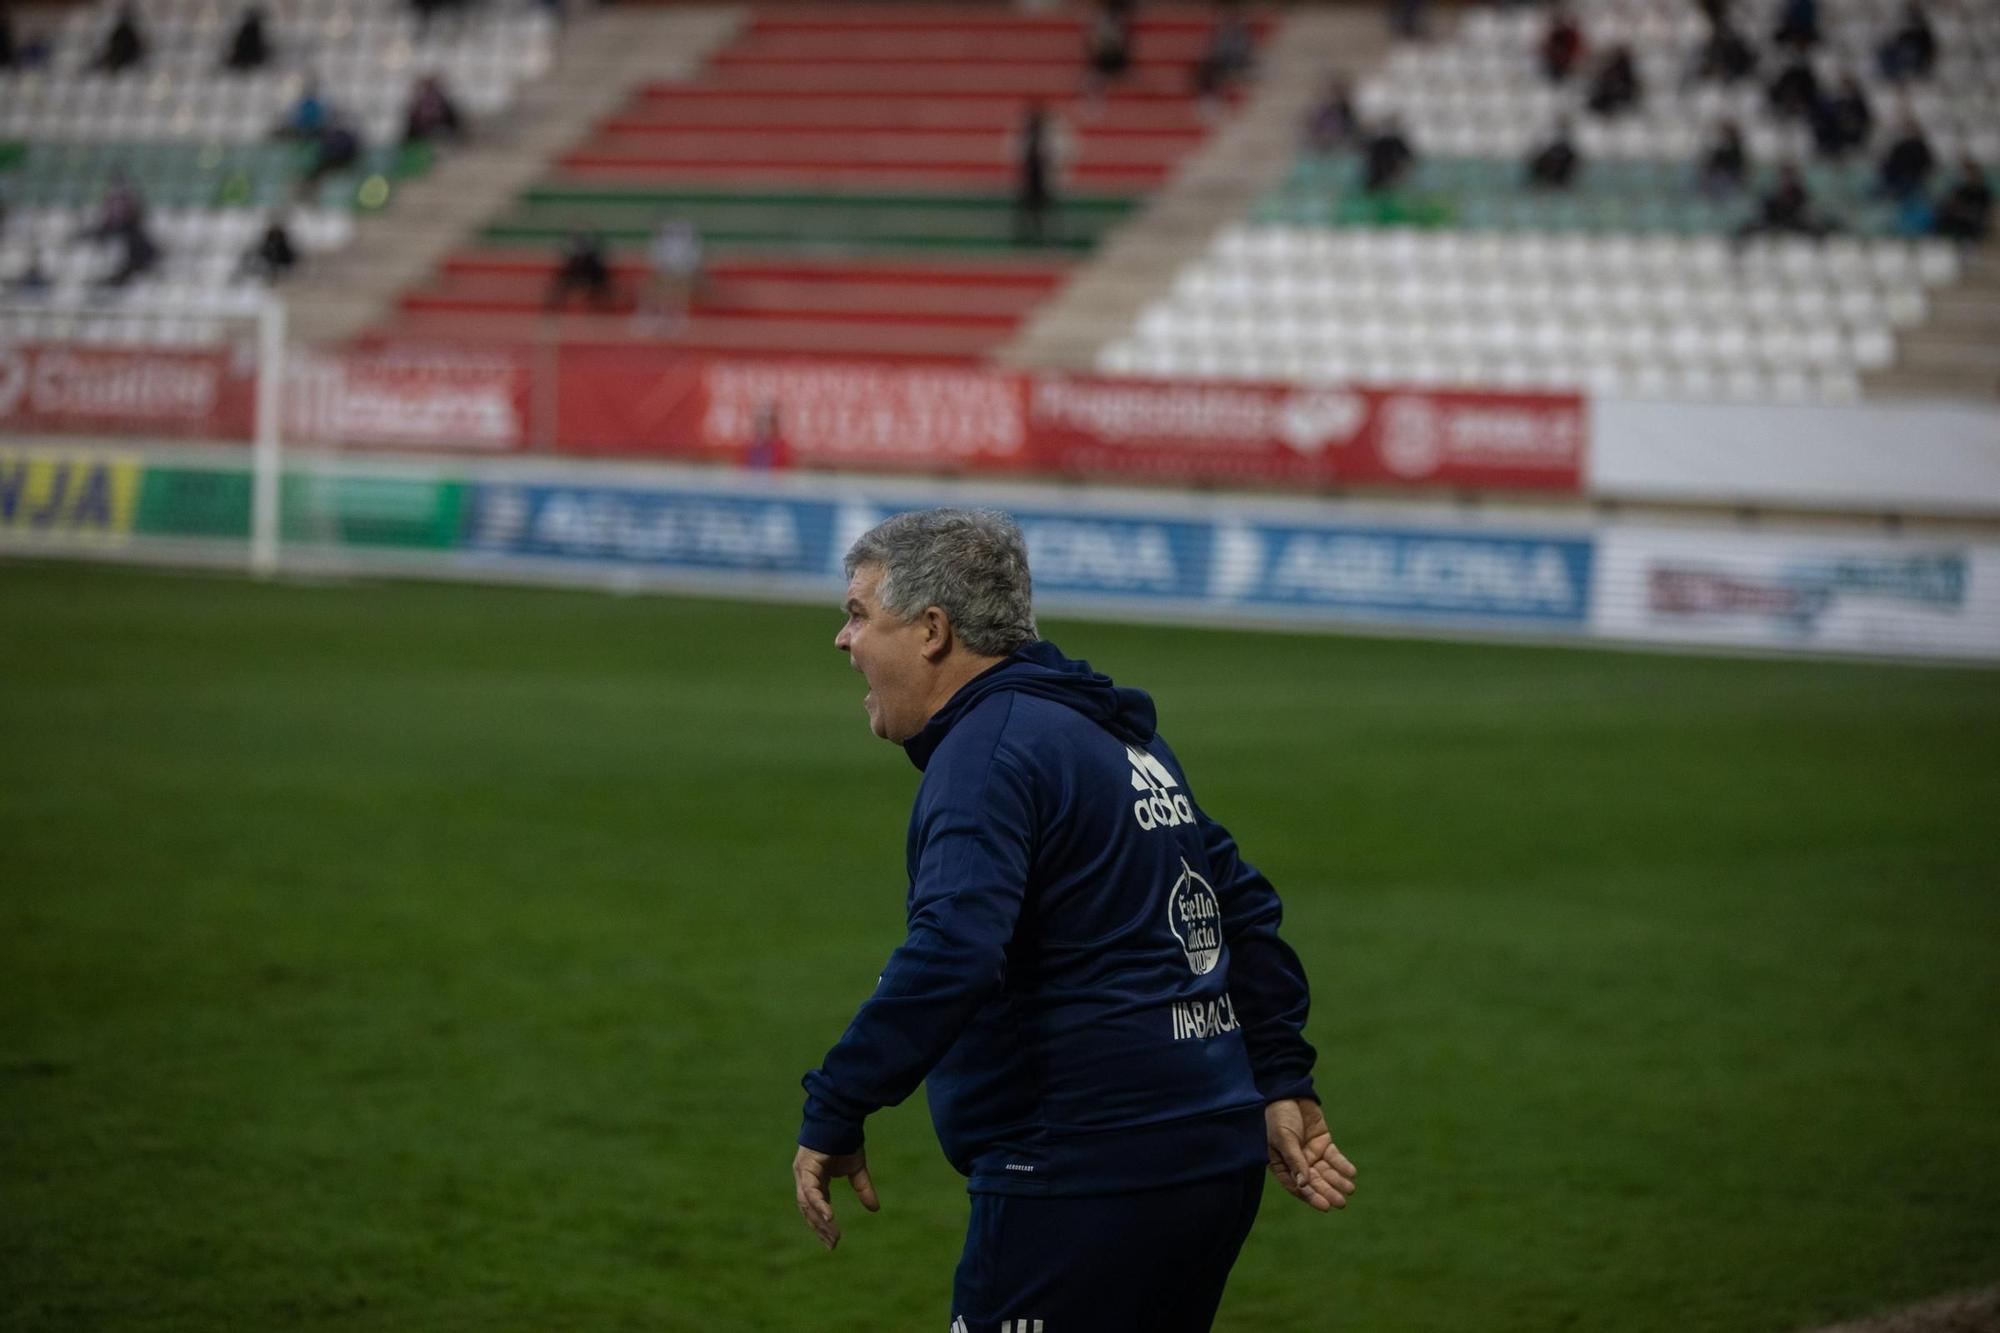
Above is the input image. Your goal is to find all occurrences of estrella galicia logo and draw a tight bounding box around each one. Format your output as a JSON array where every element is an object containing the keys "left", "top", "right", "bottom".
[
  {"left": 1127, "top": 744, "right": 1194, "bottom": 830},
  {"left": 1167, "top": 858, "right": 1222, "bottom": 976}
]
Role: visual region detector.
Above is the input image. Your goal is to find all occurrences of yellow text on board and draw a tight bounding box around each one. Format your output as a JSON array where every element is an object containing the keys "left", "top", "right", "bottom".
[{"left": 0, "top": 451, "right": 141, "bottom": 542}]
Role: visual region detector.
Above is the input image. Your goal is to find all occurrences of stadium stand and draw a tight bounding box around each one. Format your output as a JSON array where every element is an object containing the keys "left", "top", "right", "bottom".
[
  {"left": 0, "top": 0, "right": 553, "bottom": 341},
  {"left": 1095, "top": 0, "right": 1997, "bottom": 401},
  {"left": 375, "top": 4, "right": 1258, "bottom": 360}
]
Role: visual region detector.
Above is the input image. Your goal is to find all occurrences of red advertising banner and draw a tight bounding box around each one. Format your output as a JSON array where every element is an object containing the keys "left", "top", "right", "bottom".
[
  {"left": 552, "top": 352, "right": 1582, "bottom": 492},
  {"left": 555, "top": 349, "right": 1035, "bottom": 472},
  {"left": 1028, "top": 373, "right": 1586, "bottom": 492},
  {"left": 286, "top": 346, "right": 532, "bottom": 452},
  {"left": 0, "top": 343, "right": 255, "bottom": 440}
]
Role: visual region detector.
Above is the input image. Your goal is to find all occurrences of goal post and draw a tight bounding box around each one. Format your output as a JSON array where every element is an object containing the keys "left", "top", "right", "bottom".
[{"left": 0, "top": 294, "right": 291, "bottom": 576}]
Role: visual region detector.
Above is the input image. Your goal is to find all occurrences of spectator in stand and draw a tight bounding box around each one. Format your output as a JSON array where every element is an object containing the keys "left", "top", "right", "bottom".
[
  {"left": 1585, "top": 44, "right": 1641, "bottom": 117},
  {"left": 1737, "top": 162, "right": 1829, "bottom": 240},
  {"left": 222, "top": 7, "right": 271, "bottom": 72},
  {"left": 274, "top": 78, "right": 328, "bottom": 140},
  {"left": 1696, "top": 0, "right": 1731, "bottom": 25},
  {"left": 546, "top": 230, "right": 613, "bottom": 311},
  {"left": 238, "top": 211, "right": 299, "bottom": 282},
  {"left": 9, "top": 249, "right": 53, "bottom": 297},
  {"left": 298, "top": 116, "right": 362, "bottom": 198},
  {"left": 1083, "top": 1, "right": 1133, "bottom": 99},
  {"left": 1540, "top": 4, "right": 1584, "bottom": 83},
  {"left": 1362, "top": 115, "right": 1416, "bottom": 193},
  {"left": 744, "top": 402, "right": 792, "bottom": 472},
  {"left": 1696, "top": 119, "right": 1748, "bottom": 196},
  {"left": 79, "top": 169, "right": 145, "bottom": 239},
  {"left": 1302, "top": 74, "right": 1359, "bottom": 155},
  {"left": 638, "top": 215, "right": 701, "bottom": 329},
  {"left": 1010, "top": 99, "right": 1073, "bottom": 246},
  {"left": 1877, "top": 115, "right": 1936, "bottom": 200},
  {"left": 1771, "top": 0, "right": 1820, "bottom": 52},
  {"left": 1688, "top": 16, "right": 1758, "bottom": 85},
  {"left": 1877, "top": 2, "right": 1936, "bottom": 83},
  {"left": 1811, "top": 73, "right": 1873, "bottom": 158},
  {"left": 1934, "top": 157, "right": 1993, "bottom": 242},
  {"left": 0, "top": 7, "right": 16, "bottom": 69},
  {"left": 1767, "top": 52, "right": 1821, "bottom": 123},
  {"left": 88, "top": 5, "right": 145, "bottom": 75},
  {"left": 79, "top": 205, "right": 161, "bottom": 292},
  {"left": 1525, "top": 117, "right": 1580, "bottom": 190},
  {"left": 1191, "top": 1, "right": 1256, "bottom": 109},
  {"left": 1388, "top": 0, "right": 1428, "bottom": 42},
  {"left": 403, "top": 72, "right": 466, "bottom": 147},
  {"left": 410, "top": 0, "right": 469, "bottom": 35}
]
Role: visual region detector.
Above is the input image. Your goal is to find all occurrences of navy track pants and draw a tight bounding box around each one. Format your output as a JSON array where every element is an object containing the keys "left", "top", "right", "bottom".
[{"left": 949, "top": 1164, "right": 1266, "bottom": 1333}]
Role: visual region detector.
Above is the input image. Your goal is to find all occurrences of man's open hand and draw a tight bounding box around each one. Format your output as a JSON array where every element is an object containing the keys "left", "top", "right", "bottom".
[
  {"left": 1265, "top": 1098, "right": 1357, "bottom": 1212},
  {"left": 793, "top": 1144, "right": 880, "bottom": 1250}
]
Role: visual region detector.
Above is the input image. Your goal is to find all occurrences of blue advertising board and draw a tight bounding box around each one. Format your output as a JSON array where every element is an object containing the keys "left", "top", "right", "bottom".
[{"left": 463, "top": 482, "right": 839, "bottom": 576}]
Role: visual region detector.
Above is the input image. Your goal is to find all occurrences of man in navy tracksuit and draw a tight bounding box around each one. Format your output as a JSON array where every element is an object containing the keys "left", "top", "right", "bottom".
[{"left": 793, "top": 509, "right": 1356, "bottom": 1332}]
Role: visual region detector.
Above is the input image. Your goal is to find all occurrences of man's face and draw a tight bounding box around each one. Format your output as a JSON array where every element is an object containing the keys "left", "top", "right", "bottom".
[{"left": 835, "top": 564, "right": 932, "bottom": 743}]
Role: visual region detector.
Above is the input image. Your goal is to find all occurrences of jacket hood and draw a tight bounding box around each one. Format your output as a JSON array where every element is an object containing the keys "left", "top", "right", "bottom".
[{"left": 903, "top": 639, "right": 1156, "bottom": 771}]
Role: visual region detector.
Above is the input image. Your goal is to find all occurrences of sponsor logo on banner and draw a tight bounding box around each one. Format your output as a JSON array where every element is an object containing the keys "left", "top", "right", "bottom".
[
  {"left": 1375, "top": 392, "right": 1585, "bottom": 481},
  {"left": 1030, "top": 373, "right": 1584, "bottom": 491},
  {"left": 1031, "top": 376, "right": 1366, "bottom": 456},
  {"left": 466, "top": 483, "right": 836, "bottom": 573},
  {"left": 1012, "top": 510, "right": 1211, "bottom": 599},
  {"left": 0, "top": 449, "right": 140, "bottom": 541},
  {"left": 703, "top": 361, "right": 1024, "bottom": 466},
  {"left": 1228, "top": 523, "right": 1593, "bottom": 623},
  {"left": 1648, "top": 553, "right": 1967, "bottom": 632},
  {"left": 0, "top": 344, "right": 247, "bottom": 434},
  {"left": 286, "top": 350, "right": 527, "bottom": 450}
]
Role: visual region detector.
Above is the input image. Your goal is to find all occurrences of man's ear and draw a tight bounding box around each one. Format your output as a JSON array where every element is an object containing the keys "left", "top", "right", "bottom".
[{"left": 919, "top": 606, "right": 953, "bottom": 661}]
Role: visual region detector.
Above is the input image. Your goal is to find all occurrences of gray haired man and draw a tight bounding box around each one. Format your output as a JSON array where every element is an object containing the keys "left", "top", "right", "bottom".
[{"left": 794, "top": 508, "right": 1353, "bottom": 1332}]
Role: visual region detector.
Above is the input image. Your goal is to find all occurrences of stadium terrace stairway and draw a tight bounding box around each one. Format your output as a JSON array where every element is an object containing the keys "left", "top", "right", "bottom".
[{"left": 377, "top": 3, "right": 1254, "bottom": 360}]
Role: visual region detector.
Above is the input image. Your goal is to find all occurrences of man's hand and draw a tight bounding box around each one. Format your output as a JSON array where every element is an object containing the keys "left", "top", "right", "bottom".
[
  {"left": 793, "top": 1144, "right": 880, "bottom": 1250},
  {"left": 1265, "top": 1098, "right": 1357, "bottom": 1212}
]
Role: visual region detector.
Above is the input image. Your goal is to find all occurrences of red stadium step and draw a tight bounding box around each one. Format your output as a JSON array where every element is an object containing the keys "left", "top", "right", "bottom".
[
  {"left": 580, "top": 130, "right": 1189, "bottom": 167},
  {"left": 740, "top": 7, "right": 1270, "bottom": 36},
  {"left": 550, "top": 161, "right": 1170, "bottom": 191},
  {"left": 685, "top": 65, "right": 1206, "bottom": 97},
  {"left": 714, "top": 34, "right": 1237, "bottom": 65},
  {"left": 375, "top": 309, "right": 1003, "bottom": 360},
  {"left": 600, "top": 115, "right": 1205, "bottom": 142},
  {"left": 439, "top": 253, "right": 1071, "bottom": 292},
  {"left": 628, "top": 91, "right": 1217, "bottom": 132},
  {"left": 404, "top": 275, "right": 1047, "bottom": 325}
]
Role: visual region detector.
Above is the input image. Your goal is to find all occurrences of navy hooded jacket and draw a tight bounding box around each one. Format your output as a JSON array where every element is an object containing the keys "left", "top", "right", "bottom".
[{"left": 799, "top": 639, "right": 1318, "bottom": 1196}]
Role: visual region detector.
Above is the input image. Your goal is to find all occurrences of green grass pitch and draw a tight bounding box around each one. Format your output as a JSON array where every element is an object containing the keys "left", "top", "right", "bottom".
[{"left": 3, "top": 560, "right": 1997, "bottom": 1332}]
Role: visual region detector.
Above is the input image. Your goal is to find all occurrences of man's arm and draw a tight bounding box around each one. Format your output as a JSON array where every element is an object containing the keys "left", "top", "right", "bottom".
[
  {"left": 1200, "top": 804, "right": 1358, "bottom": 1212},
  {"left": 1200, "top": 808, "right": 1318, "bottom": 1104},
  {"left": 798, "top": 750, "right": 1035, "bottom": 1155}
]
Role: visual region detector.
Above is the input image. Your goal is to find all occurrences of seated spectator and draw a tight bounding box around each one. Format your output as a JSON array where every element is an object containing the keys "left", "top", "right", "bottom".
[
  {"left": 93, "top": 214, "right": 161, "bottom": 290},
  {"left": 1696, "top": 119, "right": 1748, "bottom": 196},
  {"left": 222, "top": 6, "right": 270, "bottom": 73},
  {"left": 274, "top": 79, "right": 328, "bottom": 141},
  {"left": 1697, "top": 0, "right": 1731, "bottom": 24},
  {"left": 0, "top": 8, "right": 15, "bottom": 69},
  {"left": 1878, "top": 118, "right": 1935, "bottom": 200},
  {"left": 1540, "top": 4, "right": 1584, "bottom": 83},
  {"left": 78, "top": 170, "right": 146, "bottom": 240},
  {"left": 298, "top": 117, "right": 362, "bottom": 197},
  {"left": 638, "top": 216, "right": 701, "bottom": 329},
  {"left": 1810, "top": 74, "right": 1873, "bottom": 159},
  {"left": 403, "top": 72, "right": 466, "bottom": 146},
  {"left": 744, "top": 402, "right": 792, "bottom": 472},
  {"left": 9, "top": 250, "right": 53, "bottom": 297},
  {"left": 1771, "top": 0, "right": 1820, "bottom": 52},
  {"left": 88, "top": 5, "right": 145, "bottom": 75},
  {"left": 410, "top": 0, "right": 470, "bottom": 34},
  {"left": 1362, "top": 116, "right": 1415, "bottom": 193},
  {"left": 1525, "top": 118, "right": 1580, "bottom": 190},
  {"left": 1191, "top": 2, "right": 1256, "bottom": 105},
  {"left": 238, "top": 212, "right": 298, "bottom": 282},
  {"left": 546, "top": 230, "right": 613, "bottom": 311},
  {"left": 1083, "top": 1, "right": 1133, "bottom": 96},
  {"left": 1689, "top": 18, "right": 1757, "bottom": 85},
  {"left": 1303, "top": 74, "right": 1359, "bottom": 155},
  {"left": 1738, "top": 162, "right": 1829, "bottom": 240},
  {"left": 1767, "top": 57, "right": 1821, "bottom": 123},
  {"left": 1934, "top": 158, "right": 1993, "bottom": 242},
  {"left": 1585, "top": 44, "right": 1641, "bottom": 117},
  {"left": 1877, "top": 2, "right": 1937, "bottom": 82}
]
